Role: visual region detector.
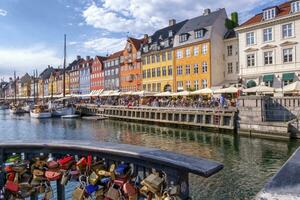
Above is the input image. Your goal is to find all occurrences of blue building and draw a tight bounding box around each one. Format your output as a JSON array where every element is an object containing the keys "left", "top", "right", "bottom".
[{"left": 79, "top": 56, "right": 93, "bottom": 95}]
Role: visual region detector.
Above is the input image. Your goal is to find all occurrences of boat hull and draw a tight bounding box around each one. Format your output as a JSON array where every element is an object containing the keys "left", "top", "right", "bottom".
[
  {"left": 30, "top": 111, "right": 52, "bottom": 119},
  {"left": 52, "top": 107, "right": 75, "bottom": 117}
]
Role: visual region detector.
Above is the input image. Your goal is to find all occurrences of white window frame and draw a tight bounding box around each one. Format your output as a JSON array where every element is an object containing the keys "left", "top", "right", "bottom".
[
  {"left": 263, "top": 27, "right": 273, "bottom": 42},
  {"left": 185, "top": 48, "right": 191, "bottom": 57},
  {"left": 292, "top": 1, "right": 300, "bottom": 13},
  {"left": 202, "top": 62, "right": 208, "bottom": 73},
  {"left": 264, "top": 51, "right": 273, "bottom": 65},
  {"left": 282, "top": 23, "right": 293, "bottom": 39},
  {"left": 194, "top": 46, "right": 199, "bottom": 56},
  {"left": 283, "top": 48, "right": 293, "bottom": 63},
  {"left": 194, "top": 80, "right": 199, "bottom": 90},
  {"left": 202, "top": 44, "right": 208, "bottom": 55},
  {"left": 247, "top": 53, "right": 255, "bottom": 67},
  {"left": 202, "top": 79, "right": 208, "bottom": 89},
  {"left": 176, "top": 50, "right": 183, "bottom": 59},
  {"left": 246, "top": 32, "right": 255, "bottom": 46},
  {"left": 263, "top": 8, "right": 276, "bottom": 20},
  {"left": 227, "top": 63, "right": 233, "bottom": 74}
]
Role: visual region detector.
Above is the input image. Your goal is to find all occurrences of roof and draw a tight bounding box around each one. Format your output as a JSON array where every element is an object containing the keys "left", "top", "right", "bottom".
[
  {"left": 128, "top": 37, "right": 142, "bottom": 50},
  {"left": 177, "top": 8, "right": 226, "bottom": 35},
  {"left": 66, "top": 58, "right": 85, "bottom": 71},
  {"left": 240, "top": 1, "right": 291, "bottom": 27},
  {"left": 143, "top": 19, "right": 188, "bottom": 53},
  {"left": 106, "top": 50, "right": 123, "bottom": 60},
  {"left": 224, "top": 30, "right": 237, "bottom": 39},
  {"left": 19, "top": 73, "right": 31, "bottom": 83},
  {"left": 95, "top": 56, "right": 107, "bottom": 62}
]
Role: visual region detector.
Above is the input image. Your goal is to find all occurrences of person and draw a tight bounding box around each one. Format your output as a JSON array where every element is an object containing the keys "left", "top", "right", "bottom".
[{"left": 220, "top": 95, "right": 225, "bottom": 108}]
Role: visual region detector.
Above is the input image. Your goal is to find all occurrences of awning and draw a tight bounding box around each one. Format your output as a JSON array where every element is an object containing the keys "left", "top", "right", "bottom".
[
  {"left": 263, "top": 74, "right": 274, "bottom": 82},
  {"left": 247, "top": 80, "right": 257, "bottom": 88},
  {"left": 282, "top": 73, "right": 295, "bottom": 81}
]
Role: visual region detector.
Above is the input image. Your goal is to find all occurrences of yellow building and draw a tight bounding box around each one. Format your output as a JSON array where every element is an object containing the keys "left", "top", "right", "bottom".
[
  {"left": 173, "top": 9, "right": 228, "bottom": 91},
  {"left": 141, "top": 19, "right": 188, "bottom": 92}
]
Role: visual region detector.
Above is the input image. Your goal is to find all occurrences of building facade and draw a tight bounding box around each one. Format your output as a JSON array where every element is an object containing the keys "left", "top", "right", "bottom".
[
  {"left": 18, "top": 73, "right": 31, "bottom": 97},
  {"left": 173, "top": 8, "right": 228, "bottom": 91},
  {"left": 236, "top": 1, "right": 300, "bottom": 88},
  {"left": 79, "top": 56, "right": 93, "bottom": 95},
  {"left": 91, "top": 56, "right": 106, "bottom": 92},
  {"left": 104, "top": 51, "right": 122, "bottom": 91},
  {"left": 141, "top": 19, "right": 188, "bottom": 92},
  {"left": 120, "top": 38, "right": 142, "bottom": 92},
  {"left": 69, "top": 56, "right": 84, "bottom": 94}
]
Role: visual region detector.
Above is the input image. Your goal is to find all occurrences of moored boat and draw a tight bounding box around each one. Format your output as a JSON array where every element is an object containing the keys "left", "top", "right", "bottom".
[
  {"left": 52, "top": 106, "right": 75, "bottom": 117},
  {"left": 30, "top": 105, "right": 52, "bottom": 119},
  {"left": 9, "top": 105, "right": 26, "bottom": 114},
  {"left": 0, "top": 104, "right": 9, "bottom": 110}
]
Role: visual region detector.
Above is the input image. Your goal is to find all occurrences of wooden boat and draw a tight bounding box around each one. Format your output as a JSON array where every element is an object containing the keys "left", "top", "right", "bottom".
[
  {"left": 30, "top": 105, "right": 52, "bottom": 119},
  {"left": 9, "top": 105, "right": 26, "bottom": 114}
]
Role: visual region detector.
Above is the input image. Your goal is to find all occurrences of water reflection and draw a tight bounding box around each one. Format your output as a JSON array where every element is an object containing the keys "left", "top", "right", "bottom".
[{"left": 0, "top": 111, "right": 299, "bottom": 199}]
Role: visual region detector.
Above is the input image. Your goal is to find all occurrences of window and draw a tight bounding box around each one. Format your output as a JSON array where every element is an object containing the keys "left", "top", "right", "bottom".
[
  {"left": 157, "top": 83, "right": 161, "bottom": 92},
  {"left": 162, "top": 66, "right": 167, "bottom": 76},
  {"left": 167, "top": 51, "right": 172, "bottom": 60},
  {"left": 152, "top": 83, "right": 156, "bottom": 92},
  {"left": 186, "top": 65, "right": 190, "bottom": 75},
  {"left": 168, "top": 30, "right": 173, "bottom": 37},
  {"left": 194, "top": 80, "right": 199, "bottom": 90},
  {"left": 186, "top": 81, "right": 191, "bottom": 90},
  {"left": 146, "top": 56, "right": 150, "bottom": 64},
  {"left": 168, "top": 66, "right": 173, "bottom": 76},
  {"left": 156, "top": 54, "right": 160, "bottom": 62},
  {"left": 283, "top": 48, "right": 293, "bottom": 63},
  {"left": 157, "top": 67, "right": 161, "bottom": 77},
  {"left": 202, "top": 62, "right": 208, "bottom": 73},
  {"left": 246, "top": 32, "right": 255, "bottom": 45},
  {"left": 194, "top": 46, "right": 199, "bottom": 56},
  {"left": 265, "top": 81, "right": 273, "bottom": 87},
  {"left": 292, "top": 1, "right": 300, "bottom": 13},
  {"left": 179, "top": 34, "right": 188, "bottom": 43},
  {"left": 147, "top": 84, "right": 151, "bottom": 91},
  {"left": 176, "top": 50, "right": 183, "bottom": 59},
  {"left": 195, "top": 30, "right": 204, "bottom": 39},
  {"left": 264, "top": 51, "right": 273, "bottom": 65},
  {"left": 147, "top": 69, "right": 151, "bottom": 78},
  {"left": 151, "top": 55, "right": 155, "bottom": 63},
  {"left": 143, "top": 84, "right": 146, "bottom": 90},
  {"left": 236, "top": 62, "right": 239, "bottom": 74},
  {"left": 177, "top": 81, "right": 183, "bottom": 89},
  {"left": 202, "top": 80, "right": 208, "bottom": 88},
  {"left": 227, "top": 45, "right": 233, "bottom": 56},
  {"left": 202, "top": 44, "right": 208, "bottom": 55},
  {"left": 185, "top": 48, "right": 191, "bottom": 57},
  {"left": 227, "top": 63, "right": 233, "bottom": 74},
  {"left": 142, "top": 70, "right": 146, "bottom": 78},
  {"left": 162, "top": 52, "right": 166, "bottom": 61},
  {"left": 152, "top": 68, "right": 156, "bottom": 77},
  {"left": 194, "top": 64, "right": 198, "bottom": 74},
  {"left": 282, "top": 23, "right": 293, "bottom": 38},
  {"left": 263, "top": 28, "right": 273, "bottom": 42},
  {"left": 263, "top": 8, "right": 276, "bottom": 20},
  {"left": 247, "top": 54, "right": 255, "bottom": 67},
  {"left": 177, "top": 66, "right": 182, "bottom": 75}
]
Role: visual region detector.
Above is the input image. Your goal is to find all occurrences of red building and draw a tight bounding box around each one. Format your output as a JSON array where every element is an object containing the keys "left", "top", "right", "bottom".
[{"left": 91, "top": 56, "right": 107, "bottom": 92}]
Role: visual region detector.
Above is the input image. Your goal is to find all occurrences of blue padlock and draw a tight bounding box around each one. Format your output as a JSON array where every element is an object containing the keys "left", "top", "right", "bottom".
[
  {"left": 100, "top": 177, "right": 111, "bottom": 185},
  {"left": 115, "top": 164, "right": 129, "bottom": 175},
  {"left": 85, "top": 184, "right": 100, "bottom": 195}
]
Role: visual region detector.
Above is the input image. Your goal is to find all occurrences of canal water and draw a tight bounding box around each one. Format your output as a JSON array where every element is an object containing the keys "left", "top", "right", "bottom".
[{"left": 0, "top": 110, "right": 299, "bottom": 200}]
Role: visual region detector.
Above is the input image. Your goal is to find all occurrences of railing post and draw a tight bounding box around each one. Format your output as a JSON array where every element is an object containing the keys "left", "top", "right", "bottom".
[{"left": 56, "top": 180, "right": 65, "bottom": 200}]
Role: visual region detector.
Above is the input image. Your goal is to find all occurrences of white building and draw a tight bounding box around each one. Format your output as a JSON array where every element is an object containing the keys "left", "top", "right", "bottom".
[{"left": 236, "top": 1, "right": 300, "bottom": 88}]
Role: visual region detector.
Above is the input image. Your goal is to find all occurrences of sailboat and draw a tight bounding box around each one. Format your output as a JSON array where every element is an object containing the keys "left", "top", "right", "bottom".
[
  {"left": 51, "top": 34, "right": 76, "bottom": 117},
  {"left": 10, "top": 71, "right": 26, "bottom": 114}
]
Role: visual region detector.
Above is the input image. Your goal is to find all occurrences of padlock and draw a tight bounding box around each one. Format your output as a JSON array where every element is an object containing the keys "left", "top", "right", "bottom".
[
  {"left": 72, "top": 186, "right": 85, "bottom": 200},
  {"left": 76, "top": 157, "right": 87, "bottom": 171},
  {"left": 109, "top": 164, "right": 116, "bottom": 173},
  {"left": 43, "top": 185, "right": 53, "bottom": 200},
  {"left": 6, "top": 172, "right": 15, "bottom": 182},
  {"left": 88, "top": 171, "right": 99, "bottom": 185},
  {"left": 105, "top": 184, "right": 120, "bottom": 200},
  {"left": 100, "top": 177, "right": 111, "bottom": 185},
  {"left": 5, "top": 155, "right": 21, "bottom": 163},
  {"left": 169, "top": 185, "right": 180, "bottom": 196},
  {"left": 91, "top": 161, "right": 105, "bottom": 173},
  {"left": 123, "top": 182, "right": 138, "bottom": 199},
  {"left": 32, "top": 169, "right": 44, "bottom": 176},
  {"left": 45, "top": 170, "right": 62, "bottom": 181},
  {"left": 61, "top": 170, "right": 71, "bottom": 185},
  {"left": 13, "top": 172, "right": 19, "bottom": 183},
  {"left": 115, "top": 164, "right": 129, "bottom": 175},
  {"left": 95, "top": 188, "right": 105, "bottom": 200},
  {"left": 85, "top": 184, "right": 101, "bottom": 195},
  {"left": 58, "top": 155, "right": 74, "bottom": 170},
  {"left": 47, "top": 160, "right": 59, "bottom": 169},
  {"left": 140, "top": 185, "right": 151, "bottom": 197},
  {"left": 5, "top": 181, "right": 19, "bottom": 193},
  {"left": 113, "top": 177, "right": 127, "bottom": 187},
  {"left": 141, "top": 173, "right": 164, "bottom": 194}
]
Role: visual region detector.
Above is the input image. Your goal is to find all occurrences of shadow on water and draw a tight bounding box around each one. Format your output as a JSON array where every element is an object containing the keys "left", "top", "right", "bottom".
[{"left": 0, "top": 111, "right": 300, "bottom": 199}]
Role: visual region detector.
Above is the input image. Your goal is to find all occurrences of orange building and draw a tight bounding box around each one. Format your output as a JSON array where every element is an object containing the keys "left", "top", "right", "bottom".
[{"left": 120, "top": 37, "right": 143, "bottom": 92}]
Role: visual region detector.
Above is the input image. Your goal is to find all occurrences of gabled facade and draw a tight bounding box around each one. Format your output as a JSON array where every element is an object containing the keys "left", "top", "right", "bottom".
[
  {"left": 18, "top": 73, "right": 31, "bottom": 97},
  {"left": 69, "top": 56, "right": 84, "bottom": 94},
  {"left": 120, "top": 38, "right": 142, "bottom": 92},
  {"left": 141, "top": 19, "right": 188, "bottom": 92},
  {"left": 79, "top": 56, "right": 93, "bottom": 95},
  {"left": 236, "top": 1, "right": 300, "bottom": 88},
  {"left": 173, "top": 8, "right": 228, "bottom": 91},
  {"left": 91, "top": 56, "right": 107, "bottom": 92},
  {"left": 104, "top": 51, "right": 122, "bottom": 91}
]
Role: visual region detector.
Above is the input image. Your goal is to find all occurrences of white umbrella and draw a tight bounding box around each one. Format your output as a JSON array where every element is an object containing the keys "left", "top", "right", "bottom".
[
  {"left": 191, "top": 88, "right": 213, "bottom": 95},
  {"left": 132, "top": 91, "right": 157, "bottom": 97},
  {"left": 282, "top": 81, "right": 300, "bottom": 93},
  {"left": 243, "top": 85, "right": 274, "bottom": 93},
  {"left": 120, "top": 91, "right": 133, "bottom": 96},
  {"left": 154, "top": 91, "right": 173, "bottom": 97},
  {"left": 214, "top": 86, "right": 239, "bottom": 94},
  {"left": 171, "top": 91, "right": 191, "bottom": 96}
]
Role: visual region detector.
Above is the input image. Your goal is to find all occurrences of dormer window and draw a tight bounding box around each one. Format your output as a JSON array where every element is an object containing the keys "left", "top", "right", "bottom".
[
  {"left": 168, "top": 30, "right": 173, "bottom": 37},
  {"left": 292, "top": 1, "right": 300, "bottom": 13},
  {"left": 148, "top": 37, "right": 152, "bottom": 43},
  {"left": 143, "top": 45, "right": 149, "bottom": 53},
  {"left": 179, "top": 34, "right": 188, "bottom": 43},
  {"left": 263, "top": 8, "right": 276, "bottom": 20},
  {"left": 164, "top": 40, "right": 169, "bottom": 47},
  {"left": 195, "top": 29, "right": 205, "bottom": 39}
]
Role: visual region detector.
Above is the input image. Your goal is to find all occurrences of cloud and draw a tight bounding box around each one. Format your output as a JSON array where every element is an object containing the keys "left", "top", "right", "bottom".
[
  {"left": 0, "top": 45, "right": 61, "bottom": 78},
  {"left": 82, "top": 0, "right": 281, "bottom": 35},
  {"left": 69, "top": 41, "right": 78, "bottom": 45},
  {"left": 0, "top": 9, "right": 7, "bottom": 16},
  {"left": 84, "top": 37, "right": 126, "bottom": 54}
]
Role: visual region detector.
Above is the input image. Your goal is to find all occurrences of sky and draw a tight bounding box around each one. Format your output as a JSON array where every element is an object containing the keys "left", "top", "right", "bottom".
[{"left": 0, "top": 0, "right": 286, "bottom": 80}]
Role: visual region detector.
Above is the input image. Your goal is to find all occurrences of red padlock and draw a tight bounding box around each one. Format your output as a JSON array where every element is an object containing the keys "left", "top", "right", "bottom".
[
  {"left": 45, "top": 170, "right": 62, "bottom": 181},
  {"left": 58, "top": 155, "right": 74, "bottom": 170},
  {"left": 123, "top": 182, "right": 137, "bottom": 197},
  {"left": 7, "top": 172, "right": 15, "bottom": 182},
  {"left": 5, "top": 181, "right": 19, "bottom": 193}
]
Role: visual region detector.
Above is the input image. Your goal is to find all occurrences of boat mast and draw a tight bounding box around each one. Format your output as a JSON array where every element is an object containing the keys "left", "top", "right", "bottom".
[
  {"left": 14, "top": 71, "right": 16, "bottom": 105},
  {"left": 33, "top": 70, "right": 36, "bottom": 104},
  {"left": 36, "top": 69, "right": 38, "bottom": 102},
  {"left": 63, "top": 34, "right": 66, "bottom": 98}
]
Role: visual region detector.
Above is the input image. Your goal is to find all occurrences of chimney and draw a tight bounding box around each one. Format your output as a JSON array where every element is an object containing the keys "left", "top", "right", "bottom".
[
  {"left": 169, "top": 19, "right": 176, "bottom": 26},
  {"left": 203, "top": 8, "right": 211, "bottom": 16},
  {"left": 77, "top": 55, "right": 81, "bottom": 60},
  {"left": 86, "top": 56, "right": 90, "bottom": 60}
]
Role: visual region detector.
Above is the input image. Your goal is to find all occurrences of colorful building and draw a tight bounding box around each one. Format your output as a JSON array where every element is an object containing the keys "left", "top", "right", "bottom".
[
  {"left": 69, "top": 56, "right": 84, "bottom": 94},
  {"left": 173, "top": 8, "right": 228, "bottom": 91},
  {"left": 79, "top": 56, "right": 93, "bottom": 95},
  {"left": 236, "top": 1, "right": 300, "bottom": 88},
  {"left": 104, "top": 51, "right": 122, "bottom": 91},
  {"left": 18, "top": 73, "right": 31, "bottom": 97},
  {"left": 120, "top": 37, "right": 142, "bottom": 92},
  {"left": 91, "top": 56, "right": 107, "bottom": 92},
  {"left": 141, "top": 19, "right": 187, "bottom": 92}
]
